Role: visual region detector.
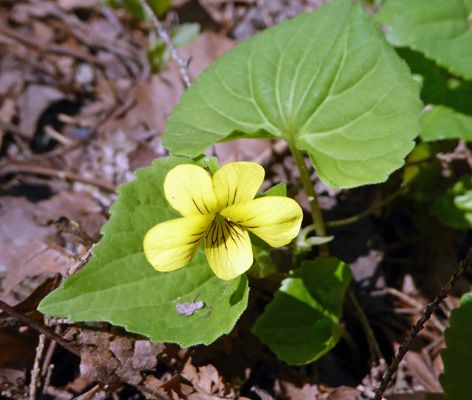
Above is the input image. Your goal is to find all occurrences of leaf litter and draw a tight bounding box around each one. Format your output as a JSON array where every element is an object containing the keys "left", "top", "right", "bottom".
[{"left": 0, "top": 0, "right": 469, "bottom": 398}]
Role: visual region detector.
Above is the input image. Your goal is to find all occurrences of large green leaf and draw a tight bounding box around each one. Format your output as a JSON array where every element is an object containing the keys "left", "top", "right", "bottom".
[
  {"left": 38, "top": 156, "right": 249, "bottom": 347},
  {"left": 440, "top": 292, "right": 472, "bottom": 400},
  {"left": 252, "top": 258, "right": 352, "bottom": 365},
  {"left": 164, "top": 0, "right": 421, "bottom": 189},
  {"left": 433, "top": 175, "right": 472, "bottom": 230},
  {"left": 377, "top": 0, "right": 472, "bottom": 80}
]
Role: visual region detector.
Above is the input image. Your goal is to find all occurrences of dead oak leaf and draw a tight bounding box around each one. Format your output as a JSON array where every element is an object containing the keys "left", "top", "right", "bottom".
[{"left": 182, "top": 360, "right": 235, "bottom": 399}]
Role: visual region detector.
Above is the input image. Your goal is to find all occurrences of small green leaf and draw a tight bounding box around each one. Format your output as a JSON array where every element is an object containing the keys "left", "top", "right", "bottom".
[
  {"left": 148, "top": 23, "right": 200, "bottom": 72},
  {"left": 164, "top": 0, "right": 421, "bottom": 189},
  {"left": 440, "top": 292, "right": 472, "bottom": 399},
  {"left": 377, "top": 0, "right": 472, "bottom": 80},
  {"left": 252, "top": 257, "right": 352, "bottom": 365},
  {"left": 420, "top": 106, "right": 472, "bottom": 142},
  {"left": 38, "top": 156, "right": 249, "bottom": 347},
  {"left": 102, "top": 0, "right": 171, "bottom": 20},
  {"left": 433, "top": 175, "right": 472, "bottom": 229}
]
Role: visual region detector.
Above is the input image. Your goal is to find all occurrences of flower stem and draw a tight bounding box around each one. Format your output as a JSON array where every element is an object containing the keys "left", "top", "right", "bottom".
[{"left": 287, "top": 141, "right": 329, "bottom": 257}]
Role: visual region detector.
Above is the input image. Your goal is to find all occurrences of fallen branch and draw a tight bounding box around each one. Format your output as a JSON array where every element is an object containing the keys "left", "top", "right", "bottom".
[{"left": 0, "top": 299, "right": 80, "bottom": 357}]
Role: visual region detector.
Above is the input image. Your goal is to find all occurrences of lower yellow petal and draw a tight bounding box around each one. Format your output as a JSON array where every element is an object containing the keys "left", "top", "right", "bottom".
[
  {"left": 143, "top": 215, "right": 212, "bottom": 272},
  {"left": 220, "top": 197, "right": 303, "bottom": 247},
  {"left": 204, "top": 215, "right": 253, "bottom": 280}
]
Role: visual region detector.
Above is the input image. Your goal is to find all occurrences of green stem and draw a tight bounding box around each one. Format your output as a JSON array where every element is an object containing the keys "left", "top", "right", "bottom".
[
  {"left": 348, "top": 288, "right": 383, "bottom": 363},
  {"left": 287, "top": 141, "right": 329, "bottom": 257},
  {"left": 325, "top": 185, "right": 409, "bottom": 228}
]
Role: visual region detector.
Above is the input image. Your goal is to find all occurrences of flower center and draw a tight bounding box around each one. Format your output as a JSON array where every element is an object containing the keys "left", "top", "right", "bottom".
[{"left": 205, "top": 213, "right": 245, "bottom": 249}]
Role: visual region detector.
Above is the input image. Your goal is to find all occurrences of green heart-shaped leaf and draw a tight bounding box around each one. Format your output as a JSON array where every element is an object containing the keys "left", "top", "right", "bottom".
[
  {"left": 252, "top": 257, "right": 352, "bottom": 365},
  {"left": 164, "top": 0, "right": 421, "bottom": 189},
  {"left": 38, "top": 156, "right": 249, "bottom": 347},
  {"left": 377, "top": 0, "right": 472, "bottom": 80}
]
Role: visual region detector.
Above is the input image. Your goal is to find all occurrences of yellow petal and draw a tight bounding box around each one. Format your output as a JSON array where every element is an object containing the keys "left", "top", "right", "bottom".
[
  {"left": 212, "top": 162, "right": 264, "bottom": 209},
  {"left": 165, "top": 165, "right": 218, "bottom": 216},
  {"left": 220, "top": 197, "right": 303, "bottom": 247},
  {"left": 204, "top": 215, "right": 253, "bottom": 280},
  {"left": 143, "top": 215, "right": 212, "bottom": 272}
]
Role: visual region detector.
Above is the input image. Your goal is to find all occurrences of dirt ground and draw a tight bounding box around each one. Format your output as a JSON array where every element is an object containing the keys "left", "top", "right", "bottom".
[{"left": 0, "top": 0, "right": 471, "bottom": 399}]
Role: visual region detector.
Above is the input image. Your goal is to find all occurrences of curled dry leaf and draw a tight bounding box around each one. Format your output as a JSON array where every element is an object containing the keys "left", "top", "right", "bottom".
[
  {"left": 182, "top": 360, "right": 235, "bottom": 399},
  {"left": 72, "top": 329, "right": 167, "bottom": 387}
]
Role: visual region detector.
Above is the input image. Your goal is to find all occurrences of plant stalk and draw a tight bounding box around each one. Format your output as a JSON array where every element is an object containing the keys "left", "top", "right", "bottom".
[{"left": 287, "top": 142, "right": 329, "bottom": 257}]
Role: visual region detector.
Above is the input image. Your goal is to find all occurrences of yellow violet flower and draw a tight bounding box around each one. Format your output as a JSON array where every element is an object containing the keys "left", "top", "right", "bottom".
[{"left": 143, "top": 162, "right": 303, "bottom": 281}]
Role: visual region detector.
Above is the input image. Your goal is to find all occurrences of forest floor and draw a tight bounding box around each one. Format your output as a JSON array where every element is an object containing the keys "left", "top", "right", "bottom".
[{"left": 0, "top": 0, "right": 470, "bottom": 399}]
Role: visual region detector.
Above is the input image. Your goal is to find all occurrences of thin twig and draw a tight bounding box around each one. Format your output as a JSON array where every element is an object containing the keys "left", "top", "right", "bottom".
[
  {"left": 29, "top": 334, "right": 46, "bottom": 400},
  {"left": 1, "top": 163, "right": 117, "bottom": 192},
  {"left": 0, "top": 299, "right": 81, "bottom": 357},
  {"left": 65, "top": 245, "right": 95, "bottom": 280},
  {"left": 0, "top": 119, "right": 31, "bottom": 140},
  {"left": 373, "top": 248, "right": 472, "bottom": 400},
  {"left": 42, "top": 364, "right": 54, "bottom": 397},
  {"left": 136, "top": 0, "right": 191, "bottom": 88},
  {"left": 325, "top": 186, "right": 409, "bottom": 229}
]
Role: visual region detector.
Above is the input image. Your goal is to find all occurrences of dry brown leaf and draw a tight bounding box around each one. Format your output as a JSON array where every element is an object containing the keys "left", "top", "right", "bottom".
[
  {"left": 280, "top": 381, "right": 320, "bottom": 399},
  {"left": 116, "top": 68, "right": 184, "bottom": 135},
  {"left": 58, "top": 0, "right": 99, "bottom": 11},
  {"left": 73, "top": 329, "right": 166, "bottom": 387},
  {"left": 35, "top": 191, "right": 105, "bottom": 240},
  {"left": 324, "top": 386, "right": 360, "bottom": 400},
  {"left": 404, "top": 352, "right": 443, "bottom": 393},
  {"left": 31, "top": 19, "right": 55, "bottom": 44},
  {"left": 180, "top": 31, "right": 237, "bottom": 80},
  {"left": 0, "top": 196, "right": 73, "bottom": 304},
  {"left": 18, "top": 84, "right": 67, "bottom": 138},
  {"left": 182, "top": 360, "right": 235, "bottom": 399},
  {"left": 211, "top": 139, "right": 274, "bottom": 166}
]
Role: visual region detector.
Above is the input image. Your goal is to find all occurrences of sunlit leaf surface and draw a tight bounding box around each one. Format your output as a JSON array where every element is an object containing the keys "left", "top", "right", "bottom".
[
  {"left": 164, "top": 0, "right": 421, "bottom": 188},
  {"left": 38, "top": 156, "right": 249, "bottom": 347}
]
